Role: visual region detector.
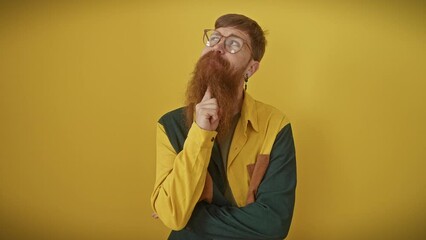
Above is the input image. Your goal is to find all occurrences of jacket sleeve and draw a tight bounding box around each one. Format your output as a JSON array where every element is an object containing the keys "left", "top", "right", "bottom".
[
  {"left": 150, "top": 122, "right": 217, "bottom": 230},
  {"left": 186, "top": 124, "right": 297, "bottom": 239}
]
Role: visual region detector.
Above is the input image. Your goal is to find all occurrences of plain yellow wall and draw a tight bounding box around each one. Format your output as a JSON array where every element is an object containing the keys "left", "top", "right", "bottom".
[{"left": 1, "top": 1, "right": 425, "bottom": 239}]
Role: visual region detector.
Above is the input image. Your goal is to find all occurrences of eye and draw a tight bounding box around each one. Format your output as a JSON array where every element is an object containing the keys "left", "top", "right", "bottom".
[
  {"left": 208, "top": 33, "right": 222, "bottom": 44},
  {"left": 225, "top": 38, "right": 243, "bottom": 53},
  {"left": 210, "top": 35, "right": 220, "bottom": 42},
  {"left": 229, "top": 40, "right": 241, "bottom": 48}
]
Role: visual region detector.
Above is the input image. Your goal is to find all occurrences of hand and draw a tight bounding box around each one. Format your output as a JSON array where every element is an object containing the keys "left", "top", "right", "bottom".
[{"left": 195, "top": 87, "right": 220, "bottom": 131}]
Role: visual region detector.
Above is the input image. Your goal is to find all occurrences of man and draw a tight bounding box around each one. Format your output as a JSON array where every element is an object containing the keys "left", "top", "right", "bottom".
[{"left": 151, "top": 14, "right": 296, "bottom": 239}]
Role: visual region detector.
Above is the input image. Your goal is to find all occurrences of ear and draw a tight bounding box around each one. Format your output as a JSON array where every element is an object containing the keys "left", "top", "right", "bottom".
[{"left": 245, "top": 60, "right": 260, "bottom": 78}]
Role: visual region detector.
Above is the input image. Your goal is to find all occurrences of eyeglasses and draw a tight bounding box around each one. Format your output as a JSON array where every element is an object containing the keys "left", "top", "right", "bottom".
[{"left": 203, "top": 29, "right": 252, "bottom": 55}]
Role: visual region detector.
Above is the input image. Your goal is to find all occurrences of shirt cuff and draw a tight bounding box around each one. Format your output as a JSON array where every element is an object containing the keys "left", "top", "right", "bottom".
[{"left": 187, "top": 122, "right": 218, "bottom": 148}]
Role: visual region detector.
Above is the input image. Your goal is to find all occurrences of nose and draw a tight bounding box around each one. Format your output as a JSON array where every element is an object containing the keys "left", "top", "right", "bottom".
[{"left": 211, "top": 39, "right": 225, "bottom": 54}]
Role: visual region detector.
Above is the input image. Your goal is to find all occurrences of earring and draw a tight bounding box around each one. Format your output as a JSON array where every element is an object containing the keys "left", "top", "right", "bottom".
[{"left": 244, "top": 74, "right": 249, "bottom": 90}]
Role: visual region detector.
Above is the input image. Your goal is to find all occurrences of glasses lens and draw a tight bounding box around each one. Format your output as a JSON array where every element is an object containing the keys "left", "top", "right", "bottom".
[
  {"left": 225, "top": 36, "right": 244, "bottom": 54},
  {"left": 203, "top": 30, "right": 221, "bottom": 47}
]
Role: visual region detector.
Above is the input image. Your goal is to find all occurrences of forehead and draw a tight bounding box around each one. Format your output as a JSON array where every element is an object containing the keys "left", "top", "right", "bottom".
[{"left": 215, "top": 27, "right": 250, "bottom": 42}]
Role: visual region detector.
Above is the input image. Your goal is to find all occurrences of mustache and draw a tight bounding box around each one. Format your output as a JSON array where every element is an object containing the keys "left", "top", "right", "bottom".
[{"left": 197, "top": 51, "right": 230, "bottom": 72}]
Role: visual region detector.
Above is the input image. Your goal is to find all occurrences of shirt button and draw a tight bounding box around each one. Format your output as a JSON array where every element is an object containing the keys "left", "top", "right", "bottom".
[{"left": 211, "top": 137, "right": 215, "bottom": 142}]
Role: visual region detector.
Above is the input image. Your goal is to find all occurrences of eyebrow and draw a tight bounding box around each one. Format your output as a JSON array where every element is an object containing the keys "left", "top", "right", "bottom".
[{"left": 214, "top": 30, "right": 246, "bottom": 41}]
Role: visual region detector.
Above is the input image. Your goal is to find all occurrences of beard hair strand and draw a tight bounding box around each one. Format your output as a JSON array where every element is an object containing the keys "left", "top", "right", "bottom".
[{"left": 185, "top": 51, "right": 245, "bottom": 139}]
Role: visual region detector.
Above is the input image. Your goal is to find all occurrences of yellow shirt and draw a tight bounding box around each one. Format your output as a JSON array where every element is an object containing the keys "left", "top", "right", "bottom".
[{"left": 151, "top": 93, "right": 294, "bottom": 235}]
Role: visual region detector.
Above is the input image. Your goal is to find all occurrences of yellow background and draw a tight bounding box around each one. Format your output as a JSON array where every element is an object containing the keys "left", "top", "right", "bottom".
[{"left": 1, "top": 1, "right": 425, "bottom": 239}]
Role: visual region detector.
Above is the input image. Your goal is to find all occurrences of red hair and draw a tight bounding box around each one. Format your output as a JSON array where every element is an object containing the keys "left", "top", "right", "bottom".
[{"left": 215, "top": 13, "right": 267, "bottom": 61}]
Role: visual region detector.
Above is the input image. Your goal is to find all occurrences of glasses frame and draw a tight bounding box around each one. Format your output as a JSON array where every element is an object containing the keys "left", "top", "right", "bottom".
[{"left": 203, "top": 29, "right": 253, "bottom": 56}]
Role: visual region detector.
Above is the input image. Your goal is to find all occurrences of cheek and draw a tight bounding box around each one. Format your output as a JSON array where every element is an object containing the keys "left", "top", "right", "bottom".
[
  {"left": 200, "top": 47, "right": 210, "bottom": 56},
  {"left": 228, "top": 56, "right": 244, "bottom": 69}
]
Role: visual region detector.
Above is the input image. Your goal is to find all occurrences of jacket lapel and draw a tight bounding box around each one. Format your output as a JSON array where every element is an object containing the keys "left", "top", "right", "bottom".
[{"left": 227, "top": 120, "right": 247, "bottom": 169}]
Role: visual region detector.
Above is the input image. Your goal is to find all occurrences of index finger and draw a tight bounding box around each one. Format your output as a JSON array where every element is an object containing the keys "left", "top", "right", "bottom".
[{"left": 201, "top": 87, "right": 212, "bottom": 102}]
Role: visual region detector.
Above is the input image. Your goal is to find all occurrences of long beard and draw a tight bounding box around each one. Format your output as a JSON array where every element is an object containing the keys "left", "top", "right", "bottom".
[{"left": 185, "top": 51, "right": 245, "bottom": 138}]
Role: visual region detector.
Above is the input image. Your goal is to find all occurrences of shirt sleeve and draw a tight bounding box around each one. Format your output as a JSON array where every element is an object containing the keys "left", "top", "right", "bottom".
[
  {"left": 185, "top": 124, "right": 297, "bottom": 240},
  {"left": 151, "top": 122, "right": 217, "bottom": 230}
]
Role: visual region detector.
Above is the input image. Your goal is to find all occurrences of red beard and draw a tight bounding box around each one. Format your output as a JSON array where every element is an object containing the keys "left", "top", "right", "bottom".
[{"left": 185, "top": 51, "right": 245, "bottom": 138}]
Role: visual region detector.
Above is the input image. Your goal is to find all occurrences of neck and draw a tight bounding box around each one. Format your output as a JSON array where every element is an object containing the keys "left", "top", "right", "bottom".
[{"left": 232, "top": 89, "right": 244, "bottom": 116}]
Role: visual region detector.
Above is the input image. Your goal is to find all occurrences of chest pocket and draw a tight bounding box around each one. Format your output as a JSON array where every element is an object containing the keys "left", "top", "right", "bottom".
[{"left": 245, "top": 129, "right": 277, "bottom": 204}]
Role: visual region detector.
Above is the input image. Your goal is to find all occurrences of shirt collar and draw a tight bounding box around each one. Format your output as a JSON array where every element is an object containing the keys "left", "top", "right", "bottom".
[{"left": 240, "top": 92, "right": 259, "bottom": 133}]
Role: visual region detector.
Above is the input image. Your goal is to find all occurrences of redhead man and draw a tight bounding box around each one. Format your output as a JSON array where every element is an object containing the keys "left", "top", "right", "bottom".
[{"left": 151, "top": 13, "right": 297, "bottom": 240}]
